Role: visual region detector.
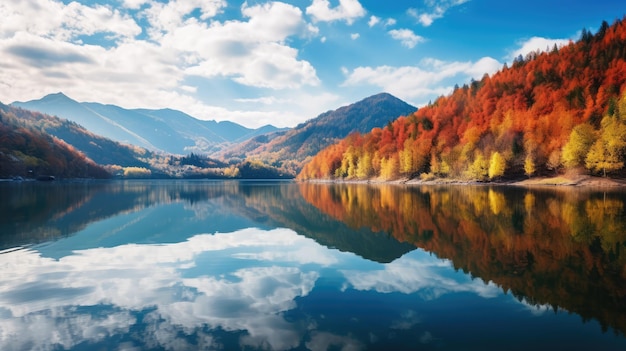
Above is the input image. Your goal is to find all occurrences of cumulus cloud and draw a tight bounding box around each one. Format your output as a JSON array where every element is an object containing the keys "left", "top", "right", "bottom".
[
  {"left": 306, "top": 0, "right": 366, "bottom": 25},
  {"left": 143, "top": 0, "right": 226, "bottom": 34},
  {"left": 121, "top": 0, "right": 150, "bottom": 9},
  {"left": 408, "top": 0, "right": 470, "bottom": 27},
  {"left": 368, "top": 15, "right": 380, "bottom": 27},
  {"left": 342, "top": 56, "right": 502, "bottom": 105},
  {"left": 0, "top": 0, "right": 324, "bottom": 128},
  {"left": 388, "top": 29, "right": 425, "bottom": 49},
  {"left": 368, "top": 15, "right": 398, "bottom": 29},
  {"left": 508, "top": 36, "right": 571, "bottom": 61},
  {"left": 351, "top": 33, "right": 360, "bottom": 40},
  {"left": 0, "top": 0, "right": 141, "bottom": 40}
]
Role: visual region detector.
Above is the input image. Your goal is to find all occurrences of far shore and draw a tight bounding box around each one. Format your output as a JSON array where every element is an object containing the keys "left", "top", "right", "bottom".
[{"left": 301, "top": 174, "right": 626, "bottom": 188}]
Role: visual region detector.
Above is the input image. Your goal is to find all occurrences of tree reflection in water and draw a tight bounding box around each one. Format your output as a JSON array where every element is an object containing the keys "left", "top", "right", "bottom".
[{"left": 299, "top": 183, "right": 626, "bottom": 335}]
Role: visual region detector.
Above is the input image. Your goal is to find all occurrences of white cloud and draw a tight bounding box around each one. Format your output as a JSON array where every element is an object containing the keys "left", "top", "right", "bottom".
[
  {"left": 408, "top": 0, "right": 470, "bottom": 27},
  {"left": 149, "top": 1, "right": 320, "bottom": 90},
  {"left": 144, "top": 0, "right": 226, "bottom": 34},
  {"left": 306, "top": 0, "right": 366, "bottom": 25},
  {"left": 351, "top": 33, "right": 360, "bottom": 40},
  {"left": 0, "top": 0, "right": 323, "bottom": 129},
  {"left": 121, "top": 0, "right": 150, "bottom": 10},
  {"left": 234, "top": 96, "right": 288, "bottom": 105},
  {"left": 385, "top": 18, "right": 397, "bottom": 27},
  {"left": 342, "top": 56, "right": 502, "bottom": 105},
  {"left": 388, "top": 29, "right": 424, "bottom": 49},
  {"left": 368, "top": 15, "right": 380, "bottom": 27},
  {"left": 0, "top": 0, "right": 141, "bottom": 41},
  {"left": 508, "top": 36, "right": 571, "bottom": 61}
]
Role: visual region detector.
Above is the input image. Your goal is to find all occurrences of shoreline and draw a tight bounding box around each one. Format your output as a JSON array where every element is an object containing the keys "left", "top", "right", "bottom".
[{"left": 301, "top": 174, "right": 626, "bottom": 188}]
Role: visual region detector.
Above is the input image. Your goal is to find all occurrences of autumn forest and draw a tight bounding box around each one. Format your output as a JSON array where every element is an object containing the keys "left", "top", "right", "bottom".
[{"left": 298, "top": 18, "right": 626, "bottom": 181}]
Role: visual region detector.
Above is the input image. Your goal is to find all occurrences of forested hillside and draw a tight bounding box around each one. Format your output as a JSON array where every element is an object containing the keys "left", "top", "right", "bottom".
[
  {"left": 299, "top": 18, "right": 626, "bottom": 181},
  {"left": 0, "top": 104, "right": 110, "bottom": 179},
  {"left": 1, "top": 104, "right": 290, "bottom": 180},
  {"left": 220, "top": 93, "right": 416, "bottom": 176}
]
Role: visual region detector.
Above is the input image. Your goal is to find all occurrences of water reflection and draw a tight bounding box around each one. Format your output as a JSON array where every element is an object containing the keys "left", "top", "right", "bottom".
[
  {"left": 0, "top": 180, "right": 413, "bottom": 262},
  {"left": 0, "top": 227, "right": 507, "bottom": 351},
  {"left": 299, "top": 183, "right": 626, "bottom": 335},
  {"left": 1, "top": 181, "right": 626, "bottom": 350}
]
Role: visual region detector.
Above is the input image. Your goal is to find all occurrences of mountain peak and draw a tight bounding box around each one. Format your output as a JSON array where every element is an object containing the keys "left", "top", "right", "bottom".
[
  {"left": 14, "top": 92, "right": 77, "bottom": 106},
  {"left": 42, "top": 92, "right": 72, "bottom": 101}
]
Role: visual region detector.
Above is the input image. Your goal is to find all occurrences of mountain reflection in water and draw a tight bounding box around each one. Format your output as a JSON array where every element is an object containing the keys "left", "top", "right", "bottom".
[{"left": 0, "top": 180, "right": 625, "bottom": 350}]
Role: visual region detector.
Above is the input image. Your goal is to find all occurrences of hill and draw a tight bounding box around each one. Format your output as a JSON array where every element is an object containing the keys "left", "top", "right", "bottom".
[
  {"left": 299, "top": 17, "right": 626, "bottom": 181},
  {"left": 0, "top": 103, "right": 110, "bottom": 179},
  {"left": 3, "top": 103, "right": 291, "bottom": 180},
  {"left": 12, "top": 93, "right": 284, "bottom": 155},
  {"left": 219, "top": 93, "right": 416, "bottom": 176}
]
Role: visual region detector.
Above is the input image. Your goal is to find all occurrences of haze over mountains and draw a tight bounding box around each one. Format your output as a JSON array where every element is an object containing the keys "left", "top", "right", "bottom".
[
  {"left": 12, "top": 93, "right": 285, "bottom": 155},
  {"left": 3, "top": 91, "right": 416, "bottom": 179}
]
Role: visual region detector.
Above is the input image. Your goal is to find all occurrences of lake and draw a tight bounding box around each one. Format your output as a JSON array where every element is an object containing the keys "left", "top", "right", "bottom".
[{"left": 1, "top": 180, "right": 626, "bottom": 351}]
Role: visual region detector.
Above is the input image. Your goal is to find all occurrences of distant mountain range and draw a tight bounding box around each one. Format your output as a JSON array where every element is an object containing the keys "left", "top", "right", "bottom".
[
  {"left": 4, "top": 91, "right": 417, "bottom": 179},
  {"left": 218, "top": 93, "right": 417, "bottom": 175},
  {"left": 12, "top": 93, "right": 285, "bottom": 155}
]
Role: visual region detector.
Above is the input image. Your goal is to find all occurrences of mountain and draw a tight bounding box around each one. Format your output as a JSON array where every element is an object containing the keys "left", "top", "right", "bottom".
[
  {"left": 4, "top": 102, "right": 292, "bottom": 180},
  {"left": 12, "top": 94, "right": 285, "bottom": 155},
  {"left": 218, "top": 92, "right": 417, "bottom": 176},
  {"left": 12, "top": 93, "right": 156, "bottom": 150},
  {"left": 299, "top": 17, "right": 626, "bottom": 181},
  {"left": 0, "top": 103, "right": 110, "bottom": 179}
]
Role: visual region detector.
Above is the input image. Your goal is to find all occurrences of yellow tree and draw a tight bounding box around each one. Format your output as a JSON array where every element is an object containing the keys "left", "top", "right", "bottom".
[
  {"left": 466, "top": 151, "right": 488, "bottom": 181},
  {"left": 399, "top": 141, "right": 413, "bottom": 176},
  {"left": 524, "top": 153, "right": 536, "bottom": 178},
  {"left": 380, "top": 156, "right": 399, "bottom": 180},
  {"left": 585, "top": 116, "right": 626, "bottom": 176},
  {"left": 488, "top": 151, "right": 506, "bottom": 180},
  {"left": 561, "top": 123, "right": 597, "bottom": 168},
  {"left": 356, "top": 151, "right": 373, "bottom": 179}
]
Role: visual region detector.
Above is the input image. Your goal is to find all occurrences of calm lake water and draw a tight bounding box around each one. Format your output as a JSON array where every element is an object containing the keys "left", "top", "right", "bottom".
[{"left": 1, "top": 180, "right": 626, "bottom": 351}]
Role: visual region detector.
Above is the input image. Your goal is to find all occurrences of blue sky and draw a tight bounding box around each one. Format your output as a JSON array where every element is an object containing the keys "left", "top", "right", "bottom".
[{"left": 0, "top": 0, "right": 624, "bottom": 128}]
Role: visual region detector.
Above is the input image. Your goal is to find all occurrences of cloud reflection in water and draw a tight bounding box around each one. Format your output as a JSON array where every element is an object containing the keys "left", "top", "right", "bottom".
[{"left": 0, "top": 227, "right": 511, "bottom": 350}]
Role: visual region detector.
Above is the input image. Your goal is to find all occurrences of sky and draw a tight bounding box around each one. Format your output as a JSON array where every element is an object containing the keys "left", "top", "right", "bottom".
[{"left": 0, "top": 1, "right": 624, "bottom": 128}]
